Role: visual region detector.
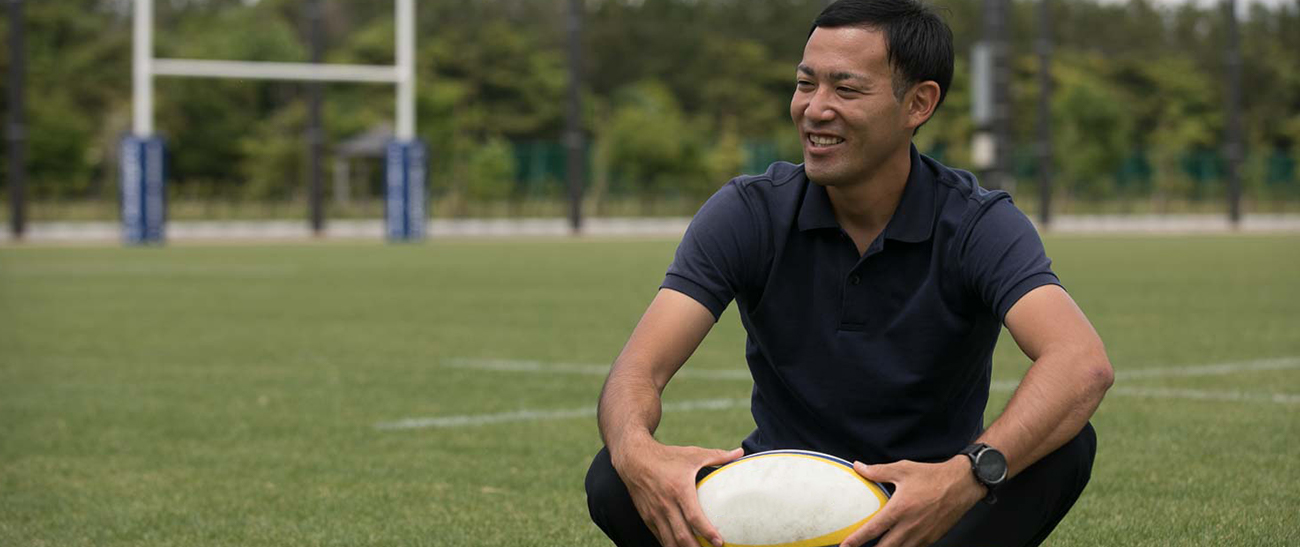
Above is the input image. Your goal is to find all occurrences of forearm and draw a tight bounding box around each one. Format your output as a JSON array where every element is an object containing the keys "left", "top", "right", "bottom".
[
  {"left": 979, "top": 344, "right": 1113, "bottom": 477},
  {"left": 597, "top": 365, "right": 665, "bottom": 461},
  {"left": 597, "top": 289, "right": 716, "bottom": 463}
]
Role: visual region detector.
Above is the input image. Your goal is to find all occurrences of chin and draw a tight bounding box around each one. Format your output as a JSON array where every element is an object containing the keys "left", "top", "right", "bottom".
[{"left": 804, "top": 163, "right": 846, "bottom": 187}]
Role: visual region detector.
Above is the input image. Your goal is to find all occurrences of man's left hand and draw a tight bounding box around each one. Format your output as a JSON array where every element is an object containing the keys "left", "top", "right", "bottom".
[{"left": 839, "top": 456, "right": 986, "bottom": 547}]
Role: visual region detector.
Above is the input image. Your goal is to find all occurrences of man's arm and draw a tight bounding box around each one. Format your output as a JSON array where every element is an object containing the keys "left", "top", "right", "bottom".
[
  {"left": 843, "top": 284, "right": 1113, "bottom": 547},
  {"left": 976, "top": 284, "right": 1114, "bottom": 475},
  {"left": 598, "top": 288, "right": 744, "bottom": 547}
]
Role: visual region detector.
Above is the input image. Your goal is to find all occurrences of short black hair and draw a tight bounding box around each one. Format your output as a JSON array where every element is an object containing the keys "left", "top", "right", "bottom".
[{"left": 811, "top": 0, "right": 954, "bottom": 110}]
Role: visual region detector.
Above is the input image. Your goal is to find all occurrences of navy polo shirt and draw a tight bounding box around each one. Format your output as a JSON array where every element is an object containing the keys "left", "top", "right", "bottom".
[{"left": 662, "top": 145, "right": 1059, "bottom": 465}]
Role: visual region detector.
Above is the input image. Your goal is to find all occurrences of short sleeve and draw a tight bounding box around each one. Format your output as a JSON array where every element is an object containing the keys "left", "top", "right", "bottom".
[
  {"left": 959, "top": 196, "right": 1060, "bottom": 321},
  {"left": 662, "top": 181, "right": 763, "bottom": 321}
]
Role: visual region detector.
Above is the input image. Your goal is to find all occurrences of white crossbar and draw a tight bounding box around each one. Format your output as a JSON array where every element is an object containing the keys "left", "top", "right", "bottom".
[
  {"left": 152, "top": 59, "right": 400, "bottom": 83},
  {"left": 132, "top": 0, "right": 415, "bottom": 138}
]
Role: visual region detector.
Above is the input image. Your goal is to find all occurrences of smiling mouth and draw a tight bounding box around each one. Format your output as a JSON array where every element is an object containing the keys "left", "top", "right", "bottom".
[{"left": 807, "top": 134, "right": 845, "bottom": 148}]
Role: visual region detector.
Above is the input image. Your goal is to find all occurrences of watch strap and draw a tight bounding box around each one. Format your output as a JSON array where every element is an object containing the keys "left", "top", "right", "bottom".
[{"left": 961, "top": 443, "right": 1001, "bottom": 504}]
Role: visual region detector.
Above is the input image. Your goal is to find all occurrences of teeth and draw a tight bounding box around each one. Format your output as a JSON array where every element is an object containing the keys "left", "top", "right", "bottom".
[{"left": 809, "top": 135, "right": 844, "bottom": 146}]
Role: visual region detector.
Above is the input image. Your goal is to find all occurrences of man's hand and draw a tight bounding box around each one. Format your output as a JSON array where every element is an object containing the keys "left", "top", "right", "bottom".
[
  {"left": 611, "top": 438, "right": 743, "bottom": 547},
  {"left": 839, "top": 457, "right": 985, "bottom": 547}
]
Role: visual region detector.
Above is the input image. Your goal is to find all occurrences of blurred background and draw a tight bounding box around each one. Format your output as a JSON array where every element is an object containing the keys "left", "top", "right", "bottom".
[
  {"left": 3, "top": 3, "right": 1298, "bottom": 545},
  {"left": 1, "top": 0, "right": 1298, "bottom": 240}
]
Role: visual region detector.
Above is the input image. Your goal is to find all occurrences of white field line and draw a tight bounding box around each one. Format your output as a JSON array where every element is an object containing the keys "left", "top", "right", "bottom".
[
  {"left": 988, "top": 356, "right": 1300, "bottom": 393},
  {"left": 374, "top": 397, "right": 748, "bottom": 430},
  {"left": 1112, "top": 356, "right": 1300, "bottom": 380},
  {"left": 442, "top": 358, "right": 751, "bottom": 380},
  {"left": 444, "top": 355, "right": 1300, "bottom": 385},
  {"left": 380, "top": 355, "right": 1300, "bottom": 430},
  {"left": 1106, "top": 386, "right": 1300, "bottom": 405}
]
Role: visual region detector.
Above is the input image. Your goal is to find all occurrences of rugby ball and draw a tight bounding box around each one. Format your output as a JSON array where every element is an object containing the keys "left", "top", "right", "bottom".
[{"left": 695, "top": 450, "right": 889, "bottom": 547}]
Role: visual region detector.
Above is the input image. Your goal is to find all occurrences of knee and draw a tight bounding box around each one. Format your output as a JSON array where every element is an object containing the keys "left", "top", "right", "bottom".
[
  {"left": 585, "top": 447, "right": 629, "bottom": 522},
  {"left": 1079, "top": 421, "right": 1098, "bottom": 457},
  {"left": 1007, "top": 422, "right": 1098, "bottom": 501},
  {"left": 1071, "top": 421, "right": 1098, "bottom": 486},
  {"left": 585, "top": 446, "right": 658, "bottom": 547},
  {"left": 1061, "top": 422, "right": 1097, "bottom": 471},
  {"left": 1029, "top": 421, "right": 1098, "bottom": 500}
]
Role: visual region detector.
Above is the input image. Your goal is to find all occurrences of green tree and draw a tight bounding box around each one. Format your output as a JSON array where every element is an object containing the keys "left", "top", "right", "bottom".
[
  {"left": 464, "top": 136, "right": 517, "bottom": 204},
  {"left": 154, "top": 3, "right": 307, "bottom": 198},
  {"left": 1051, "top": 55, "right": 1131, "bottom": 201},
  {"left": 9, "top": 0, "right": 130, "bottom": 198},
  {"left": 606, "top": 81, "right": 708, "bottom": 208}
]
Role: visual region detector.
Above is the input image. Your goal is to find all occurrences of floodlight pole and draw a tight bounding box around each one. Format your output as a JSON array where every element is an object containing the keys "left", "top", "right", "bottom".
[
  {"left": 1224, "top": 0, "right": 1243, "bottom": 227},
  {"left": 307, "top": 0, "right": 325, "bottom": 236},
  {"left": 984, "top": 0, "right": 1012, "bottom": 192},
  {"left": 7, "top": 0, "right": 28, "bottom": 241},
  {"left": 565, "top": 0, "right": 585, "bottom": 234},
  {"left": 1036, "top": 0, "right": 1053, "bottom": 228}
]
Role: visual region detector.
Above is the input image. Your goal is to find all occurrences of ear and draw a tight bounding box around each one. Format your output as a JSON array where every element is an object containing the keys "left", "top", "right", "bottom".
[{"left": 904, "top": 81, "right": 941, "bottom": 130}]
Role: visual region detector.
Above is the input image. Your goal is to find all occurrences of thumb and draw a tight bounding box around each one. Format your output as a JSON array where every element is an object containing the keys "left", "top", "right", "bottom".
[
  {"left": 853, "top": 460, "right": 899, "bottom": 483},
  {"left": 703, "top": 447, "right": 744, "bottom": 467}
]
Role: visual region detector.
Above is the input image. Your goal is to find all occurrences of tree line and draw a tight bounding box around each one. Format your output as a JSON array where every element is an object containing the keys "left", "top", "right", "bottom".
[{"left": 1, "top": 0, "right": 1298, "bottom": 217}]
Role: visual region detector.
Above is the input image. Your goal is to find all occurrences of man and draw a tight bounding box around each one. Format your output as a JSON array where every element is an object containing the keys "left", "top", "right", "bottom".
[{"left": 585, "top": 1, "right": 1113, "bottom": 546}]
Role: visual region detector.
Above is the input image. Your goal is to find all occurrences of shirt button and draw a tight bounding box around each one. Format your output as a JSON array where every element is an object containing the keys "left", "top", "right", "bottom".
[{"left": 850, "top": 275, "right": 861, "bottom": 285}]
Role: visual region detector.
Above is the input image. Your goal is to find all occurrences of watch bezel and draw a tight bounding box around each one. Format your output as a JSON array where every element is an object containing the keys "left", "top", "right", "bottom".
[
  {"left": 973, "top": 445, "right": 1008, "bottom": 485},
  {"left": 961, "top": 443, "right": 1008, "bottom": 488}
]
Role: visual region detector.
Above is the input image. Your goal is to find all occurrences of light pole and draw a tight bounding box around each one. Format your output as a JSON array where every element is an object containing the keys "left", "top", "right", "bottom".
[
  {"left": 565, "top": 0, "right": 586, "bottom": 234},
  {"left": 1223, "top": 0, "right": 1243, "bottom": 227},
  {"left": 307, "top": 0, "right": 325, "bottom": 236},
  {"left": 7, "top": 0, "right": 27, "bottom": 241},
  {"left": 1037, "top": 0, "right": 1053, "bottom": 227}
]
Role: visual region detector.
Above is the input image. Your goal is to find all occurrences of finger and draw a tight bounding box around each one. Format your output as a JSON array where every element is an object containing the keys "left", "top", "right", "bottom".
[
  {"left": 839, "top": 504, "right": 897, "bottom": 547},
  {"left": 700, "top": 447, "right": 744, "bottom": 467},
  {"left": 626, "top": 497, "right": 659, "bottom": 542},
  {"left": 873, "top": 516, "right": 926, "bottom": 547},
  {"left": 637, "top": 499, "right": 681, "bottom": 547},
  {"left": 646, "top": 515, "right": 671, "bottom": 547},
  {"left": 679, "top": 485, "right": 724, "bottom": 547},
  {"left": 664, "top": 505, "right": 700, "bottom": 547},
  {"left": 871, "top": 526, "right": 907, "bottom": 547},
  {"left": 854, "top": 460, "right": 903, "bottom": 483}
]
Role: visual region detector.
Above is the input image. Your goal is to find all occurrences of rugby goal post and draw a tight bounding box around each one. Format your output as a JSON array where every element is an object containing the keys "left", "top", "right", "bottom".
[{"left": 124, "top": 0, "right": 423, "bottom": 244}]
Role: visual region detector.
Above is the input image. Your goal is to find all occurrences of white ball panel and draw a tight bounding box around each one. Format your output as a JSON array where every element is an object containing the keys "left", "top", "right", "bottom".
[{"left": 697, "top": 453, "right": 884, "bottom": 546}]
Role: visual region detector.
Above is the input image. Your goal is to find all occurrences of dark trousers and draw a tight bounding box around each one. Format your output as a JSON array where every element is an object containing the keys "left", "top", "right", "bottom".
[{"left": 585, "top": 422, "right": 1097, "bottom": 547}]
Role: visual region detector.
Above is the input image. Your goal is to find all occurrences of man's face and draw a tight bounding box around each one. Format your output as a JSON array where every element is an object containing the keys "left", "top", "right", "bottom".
[{"left": 791, "top": 26, "right": 913, "bottom": 187}]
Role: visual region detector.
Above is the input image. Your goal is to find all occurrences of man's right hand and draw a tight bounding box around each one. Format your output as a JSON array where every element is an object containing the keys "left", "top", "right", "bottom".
[{"left": 611, "top": 438, "right": 744, "bottom": 547}]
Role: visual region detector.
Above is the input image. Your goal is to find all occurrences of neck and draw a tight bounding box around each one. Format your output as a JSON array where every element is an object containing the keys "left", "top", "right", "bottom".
[{"left": 825, "top": 144, "right": 912, "bottom": 234}]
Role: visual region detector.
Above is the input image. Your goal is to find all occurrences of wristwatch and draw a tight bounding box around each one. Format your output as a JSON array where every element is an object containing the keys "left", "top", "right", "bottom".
[{"left": 959, "top": 443, "right": 1007, "bottom": 504}]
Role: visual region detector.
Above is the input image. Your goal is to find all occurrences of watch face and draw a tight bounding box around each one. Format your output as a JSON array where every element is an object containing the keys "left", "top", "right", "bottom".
[{"left": 976, "top": 449, "right": 1008, "bottom": 484}]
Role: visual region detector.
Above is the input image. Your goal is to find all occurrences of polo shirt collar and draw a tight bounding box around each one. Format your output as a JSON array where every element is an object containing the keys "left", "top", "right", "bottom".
[
  {"left": 797, "top": 144, "right": 936, "bottom": 243},
  {"left": 796, "top": 173, "right": 840, "bottom": 232}
]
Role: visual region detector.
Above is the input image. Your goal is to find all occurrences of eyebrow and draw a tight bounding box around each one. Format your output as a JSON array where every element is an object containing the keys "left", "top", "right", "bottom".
[{"left": 797, "top": 64, "right": 870, "bottom": 84}]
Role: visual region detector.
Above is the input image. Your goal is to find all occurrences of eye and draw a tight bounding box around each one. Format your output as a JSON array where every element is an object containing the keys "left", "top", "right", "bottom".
[
  {"left": 796, "top": 80, "right": 814, "bottom": 90},
  {"left": 837, "top": 86, "right": 860, "bottom": 96}
]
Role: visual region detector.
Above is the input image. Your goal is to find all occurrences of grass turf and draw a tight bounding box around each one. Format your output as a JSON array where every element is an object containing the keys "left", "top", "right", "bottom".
[{"left": 2, "top": 234, "right": 1298, "bottom": 546}]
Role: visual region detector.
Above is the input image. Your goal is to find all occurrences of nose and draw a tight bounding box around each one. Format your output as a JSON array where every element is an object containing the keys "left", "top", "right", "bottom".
[{"left": 803, "top": 87, "right": 835, "bottom": 123}]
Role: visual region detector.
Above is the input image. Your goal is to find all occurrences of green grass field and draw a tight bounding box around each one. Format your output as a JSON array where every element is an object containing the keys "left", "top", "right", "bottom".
[{"left": 2, "top": 234, "right": 1298, "bottom": 546}]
